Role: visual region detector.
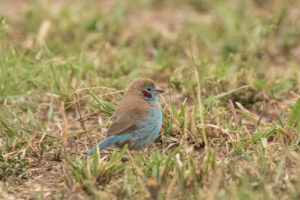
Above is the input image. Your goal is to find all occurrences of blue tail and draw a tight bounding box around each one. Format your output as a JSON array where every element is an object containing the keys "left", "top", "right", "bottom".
[{"left": 86, "top": 134, "right": 131, "bottom": 158}]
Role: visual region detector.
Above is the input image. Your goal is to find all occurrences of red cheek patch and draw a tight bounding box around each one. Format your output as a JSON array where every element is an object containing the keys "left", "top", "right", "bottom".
[{"left": 141, "top": 90, "right": 152, "bottom": 98}]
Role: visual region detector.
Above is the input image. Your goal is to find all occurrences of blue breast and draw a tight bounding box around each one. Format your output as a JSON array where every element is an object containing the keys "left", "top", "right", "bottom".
[{"left": 126, "top": 103, "right": 162, "bottom": 149}]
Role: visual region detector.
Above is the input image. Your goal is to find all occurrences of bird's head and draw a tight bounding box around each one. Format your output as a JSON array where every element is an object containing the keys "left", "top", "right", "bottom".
[{"left": 126, "top": 78, "right": 164, "bottom": 102}]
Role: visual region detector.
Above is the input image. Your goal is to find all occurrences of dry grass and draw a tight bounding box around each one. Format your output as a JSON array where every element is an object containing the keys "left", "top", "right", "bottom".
[{"left": 0, "top": 0, "right": 300, "bottom": 199}]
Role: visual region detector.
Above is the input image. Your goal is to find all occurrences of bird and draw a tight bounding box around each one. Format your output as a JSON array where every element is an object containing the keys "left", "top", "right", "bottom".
[{"left": 86, "top": 78, "right": 164, "bottom": 157}]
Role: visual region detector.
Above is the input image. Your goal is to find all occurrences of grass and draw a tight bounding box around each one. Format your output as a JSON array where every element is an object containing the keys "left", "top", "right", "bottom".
[{"left": 0, "top": 0, "right": 300, "bottom": 199}]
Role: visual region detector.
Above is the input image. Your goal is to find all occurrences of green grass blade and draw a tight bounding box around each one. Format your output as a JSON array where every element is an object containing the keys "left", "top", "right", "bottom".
[
  {"left": 203, "top": 85, "right": 250, "bottom": 105},
  {"left": 287, "top": 98, "right": 300, "bottom": 130}
]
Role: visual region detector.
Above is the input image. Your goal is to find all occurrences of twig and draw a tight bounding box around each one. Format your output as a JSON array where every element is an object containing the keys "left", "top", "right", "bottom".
[
  {"left": 235, "top": 102, "right": 260, "bottom": 121},
  {"left": 60, "top": 101, "right": 73, "bottom": 188},
  {"left": 229, "top": 99, "right": 238, "bottom": 126},
  {"left": 67, "top": 127, "right": 100, "bottom": 139},
  {"left": 69, "top": 112, "right": 99, "bottom": 124},
  {"left": 71, "top": 86, "right": 122, "bottom": 94},
  {"left": 257, "top": 101, "right": 265, "bottom": 126},
  {"left": 197, "top": 124, "right": 236, "bottom": 141},
  {"left": 194, "top": 69, "right": 208, "bottom": 148},
  {"left": 71, "top": 87, "right": 86, "bottom": 132},
  {"left": 166, "top": 170, "right": 178, "bottom": 200},
  {"left": 61, "top": 102, "right": 68, "bottom": 159}
]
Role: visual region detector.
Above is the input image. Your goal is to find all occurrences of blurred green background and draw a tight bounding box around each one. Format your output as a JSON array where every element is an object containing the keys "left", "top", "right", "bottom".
[{"left": 1, "top": 0, "right": 300, "bottom": 199}]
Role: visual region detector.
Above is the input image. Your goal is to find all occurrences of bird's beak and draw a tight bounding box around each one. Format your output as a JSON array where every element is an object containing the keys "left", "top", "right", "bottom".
[{"left": 154, "top": 86, "right": 164, "bottom": 94}]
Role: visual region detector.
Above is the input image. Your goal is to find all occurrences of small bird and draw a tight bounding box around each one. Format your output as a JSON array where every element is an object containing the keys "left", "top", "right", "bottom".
[{"left": 86, "top": 78, "right": 164, "bottom": 157}]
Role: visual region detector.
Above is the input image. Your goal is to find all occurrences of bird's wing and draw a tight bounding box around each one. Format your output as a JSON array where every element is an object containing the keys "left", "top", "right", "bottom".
[{"left": 106, "top": 106, "right": 147, "bottom": 136}]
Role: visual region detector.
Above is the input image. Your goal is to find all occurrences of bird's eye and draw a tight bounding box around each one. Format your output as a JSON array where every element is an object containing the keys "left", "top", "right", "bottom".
[{"left": 147, "top": 88, "right": 151, "bottom": 91}]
